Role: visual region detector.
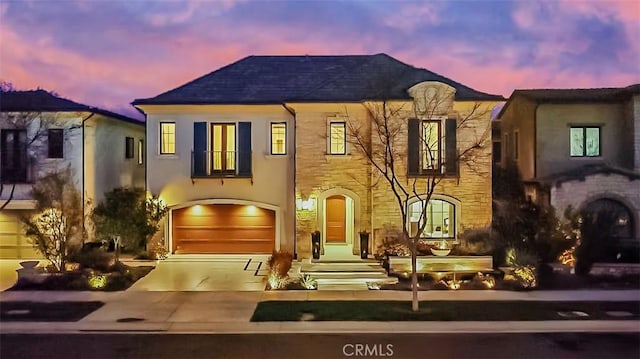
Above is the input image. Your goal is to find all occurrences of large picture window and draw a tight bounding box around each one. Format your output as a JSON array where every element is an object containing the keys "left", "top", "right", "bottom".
[
  {"left": 270, "top": 123, "right": 286, "bottom": 155},
  {"left": 570, "top": 126, "right": 600, "bottom": 157},
  {"left": 408, "top": 199, "right": 455, "bottom": 239},
  {"left": 160, "top": 122, "right": 176, "bottom": 154},
  {"left": 329, "top": 122, "right": 346, "bottom": 155}
]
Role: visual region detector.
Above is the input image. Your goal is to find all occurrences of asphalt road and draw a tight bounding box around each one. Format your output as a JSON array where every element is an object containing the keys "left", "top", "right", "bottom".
[{"left": 1, "top": 333, "right": 639, "bottom": 359}]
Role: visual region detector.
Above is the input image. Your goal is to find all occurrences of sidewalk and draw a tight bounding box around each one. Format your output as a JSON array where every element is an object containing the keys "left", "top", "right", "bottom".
[{"left": 1, "top": 289, "right": 639, "bottom": 334}]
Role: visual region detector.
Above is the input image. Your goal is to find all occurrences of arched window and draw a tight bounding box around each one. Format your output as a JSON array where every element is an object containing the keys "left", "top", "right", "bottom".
[{"left": 407, "top": 198, "right": 456, "bottom": 239}]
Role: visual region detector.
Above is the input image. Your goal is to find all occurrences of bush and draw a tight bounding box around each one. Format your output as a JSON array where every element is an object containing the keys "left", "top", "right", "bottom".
[
  {"left": 69, "top": 248, "right": 116, "bottom": 272},
  {"left": 454, "top": 228, "right": 494, "bottom": 255},
  {"left": 267, "top": 250, "right": 293, "bottom": 289}
]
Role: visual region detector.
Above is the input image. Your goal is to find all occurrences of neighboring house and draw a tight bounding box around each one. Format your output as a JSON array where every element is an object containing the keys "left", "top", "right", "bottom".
[
  {"left": 133, "top": 54, "right": 503, "bottom": 259},
  {"left": 0, "top": 89, "right": 145, "bottom": 258},
  {"left": 498, "top": 85, "right": 640, "bottom": 247}
]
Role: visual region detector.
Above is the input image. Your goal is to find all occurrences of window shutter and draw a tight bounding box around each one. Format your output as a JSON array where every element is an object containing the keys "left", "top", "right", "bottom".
[
  {"left": 238, "top": 122, "right": 252, "bottom": 177},
  {"left": 193, "top": 122, "right": 206, "bottom": 176},
  {"left": 407, "top": 118, "right": 420, "bottom": 176},
  {"left": 445, "top": 118, "right": 458, "bottom": 176}
]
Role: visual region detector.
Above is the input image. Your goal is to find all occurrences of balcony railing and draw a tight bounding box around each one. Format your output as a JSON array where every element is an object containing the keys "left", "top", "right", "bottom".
[{"left": 191, "top": 150, "right": 252, "bottom": 178}]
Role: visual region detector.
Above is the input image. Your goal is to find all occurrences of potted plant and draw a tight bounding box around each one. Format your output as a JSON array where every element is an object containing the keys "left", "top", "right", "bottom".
[{"left": 431, "top": 239, "right": 451, "bottom": 256}]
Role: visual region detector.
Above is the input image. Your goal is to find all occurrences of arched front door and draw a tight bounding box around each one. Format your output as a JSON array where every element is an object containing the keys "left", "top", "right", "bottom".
[{"left": 326, "top": 195, "right": 346, "bottom": 243}]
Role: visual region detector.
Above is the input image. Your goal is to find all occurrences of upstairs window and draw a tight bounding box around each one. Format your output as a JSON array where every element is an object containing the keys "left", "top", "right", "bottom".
[
  {"left": 270, "top": 123, "right": 286, "bottom": 155},
  {"left": 570, "top": 126, "right": 600, "bottom": 157},
  {"left": 47, "top": 129, "right": 64, "bottom": 158},
  {"left": 0, "top": 129, "right": 28, "bottom": 183},
  {"left": 212, "top": 123, "right": 236, "bottom": 172},
  {"left": 422, "top": 121, "right": 441, "bottom": 171},
  {"left": 160, "top": 122, "right": 176, "bottom": 154},
  {"left": 514, "top": 130, "right": 519, "bottom": 161},
  {"left": 138, "top": 140, "right": 144, "bottom": 165},
  {"left": 125, "top": 137, "right": 134, "bottom": 159},
  {"left": 329, "top": 122, "right": 346, "bottom": 155}
]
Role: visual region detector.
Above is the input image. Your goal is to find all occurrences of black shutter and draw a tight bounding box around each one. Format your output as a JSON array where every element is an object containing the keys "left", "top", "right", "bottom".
[
  {"left": 445, "top": 118, "right": 458, "bottom": 176},
  {"left": 407, "top": 118, "right": 420, "bottom": 176},
  {"left": 193, "top": 122, "right": 206, "bottom": 176},
  {"left": 238, "top": 122, "right": 252, "bottom": 177}
]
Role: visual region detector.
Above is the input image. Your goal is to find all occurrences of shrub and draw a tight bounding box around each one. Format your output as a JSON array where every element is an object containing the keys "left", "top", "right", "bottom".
[
  {"left": 267, "top": 250, "right": 293, "bottom": 289},
  {"left": 69, "top": 248, "right": 115, "bottom": 272},
  {"left": 454, "top": 228, "right": 494, "bottom": 255}
]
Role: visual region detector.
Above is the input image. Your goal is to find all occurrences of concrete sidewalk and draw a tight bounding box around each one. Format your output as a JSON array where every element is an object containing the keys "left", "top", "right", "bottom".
[{"left": 1, "top": 289, "right": 639, "bottom": 334}]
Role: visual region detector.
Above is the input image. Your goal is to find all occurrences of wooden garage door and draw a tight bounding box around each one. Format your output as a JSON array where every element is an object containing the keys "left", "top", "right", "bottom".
[
  {"left": 0, "top": 211, "right": 40, "bottom": 259},
  {"left": 172, "top": 204, "right": 275, "bottom": 254}
]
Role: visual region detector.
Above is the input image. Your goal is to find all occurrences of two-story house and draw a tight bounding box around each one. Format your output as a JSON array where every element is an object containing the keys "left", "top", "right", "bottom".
[
  {"left": 498, "top": 85, "right": 640, "bottom": 248},
  {"left": 0, "top": 89, "right": 145, "bottom": 258},
  {"left": 134, "top": 54, "right": 503, "bottom": 260}
]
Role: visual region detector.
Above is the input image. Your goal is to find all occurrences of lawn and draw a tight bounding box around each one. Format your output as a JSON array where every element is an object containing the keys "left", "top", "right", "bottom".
[{"left": 251, "top": 300, "right": 640, "bottom": 322}]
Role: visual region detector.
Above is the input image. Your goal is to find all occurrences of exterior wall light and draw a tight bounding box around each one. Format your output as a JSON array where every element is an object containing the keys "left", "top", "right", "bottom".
[{"left": 296, "top": 198, "right": 315, "bottom": 211}]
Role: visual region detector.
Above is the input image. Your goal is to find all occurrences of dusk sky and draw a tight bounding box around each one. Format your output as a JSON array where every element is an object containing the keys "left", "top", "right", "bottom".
[{"left": 1, "top": 0, "right": 639, "bottom": 120}]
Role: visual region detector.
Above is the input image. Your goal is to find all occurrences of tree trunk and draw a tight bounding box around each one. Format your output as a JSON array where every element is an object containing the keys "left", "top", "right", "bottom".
[{"left": 411, "top": 243, "right": 419, "bottom": 311}]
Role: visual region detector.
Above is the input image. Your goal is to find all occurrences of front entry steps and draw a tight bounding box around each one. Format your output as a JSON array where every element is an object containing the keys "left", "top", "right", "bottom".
[{"left": 299, "top": 259, "right": 398, "bottom": 290}]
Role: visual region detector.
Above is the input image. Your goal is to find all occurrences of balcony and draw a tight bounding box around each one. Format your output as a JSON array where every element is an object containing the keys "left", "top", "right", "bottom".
[{"left": 191, "top": 150, "right": 252, "bottom": 178}]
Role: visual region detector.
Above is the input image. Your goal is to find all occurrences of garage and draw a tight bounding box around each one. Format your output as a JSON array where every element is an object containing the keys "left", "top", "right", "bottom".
[
  {"left": 0, "top": 211, "right": 40, "bottom": 259},
  {"left": 172, "top": 204, "right": 275, "bottom": 254}
]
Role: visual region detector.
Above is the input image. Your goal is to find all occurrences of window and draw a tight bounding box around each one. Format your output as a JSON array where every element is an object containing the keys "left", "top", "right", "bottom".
[
  {"left": 492, "top": 141, "right": 502, "bottom": 164},
  {"left": 270, "top": 123, "right": 286, "bottom": 155},
  {"left": 570, "top": 126, "right": 600, "bottom": 157},
  {"left": 513, "top": 130, "right": 519, "bottom": 161},
  {"left": 160, "top": 122, "right": 176, "bottom": 154},
  {"left": 408, "top": 118, "right": 457, "bottom": 176},
  {"left": 408, "top": 199, "right": 455, "bottom": 239},
  {"left": 329, "top": 122, "right": 346, "bottom": 155},
  {"left": 125, "top": 137, "right": 134, "bottom": 159},
  {"left": 47, "top": 129, "right": 64, "bottom": 158},
  {"left": 212, "top": 123, "right": 236, "bottom": 172},
  {"left": 138, "top": 140, "right": 144, "bottom": 165},
  {"left": 1, "top": 129, "right": 28, "bottom": 183},
  {"left": 422, "top": 121, "right": 441, "bottom": 171}
]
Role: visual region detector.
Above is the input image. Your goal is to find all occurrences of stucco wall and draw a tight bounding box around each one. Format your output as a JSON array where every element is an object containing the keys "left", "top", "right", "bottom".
[
  {"left": 140, "top": 104, "right": 296, "bottom": 252},
  {"left": 633, "top": 94, "right": 640, "bottom": 172},
  {"left": 499, "top": 97, "right": 537, "bottom": 180},
  {"left": 535, "top": 103, "right": 631, "bottom": 178},
  {"left": 550, "top": 174, "right": 640, "bottom": 240}
]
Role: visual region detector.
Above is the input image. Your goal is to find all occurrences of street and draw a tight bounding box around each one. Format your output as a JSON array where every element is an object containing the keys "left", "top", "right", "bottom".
[{"left": 2, "top": 333, "right": 639, "bottom": 359}]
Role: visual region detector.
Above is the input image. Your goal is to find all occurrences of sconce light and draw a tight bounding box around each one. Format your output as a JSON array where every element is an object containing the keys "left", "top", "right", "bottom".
[{"left": 296, "top": 197, "right": 315, "bottom": 211}]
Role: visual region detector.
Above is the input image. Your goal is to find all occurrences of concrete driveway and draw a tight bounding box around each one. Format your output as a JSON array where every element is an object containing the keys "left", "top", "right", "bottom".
[{"left": 128, "top": 255, "right": 269, "bottom": 291}]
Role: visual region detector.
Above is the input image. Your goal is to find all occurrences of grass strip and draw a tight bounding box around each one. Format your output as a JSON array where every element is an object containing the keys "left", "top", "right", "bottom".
[{"left": 251, "top": 300, "right": 640, "bottom": 322}]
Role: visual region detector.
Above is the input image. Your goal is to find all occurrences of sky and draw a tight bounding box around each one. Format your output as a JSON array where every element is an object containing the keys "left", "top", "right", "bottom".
[{"left": 1, "top": 0, "right": 639, "bottom": 120}]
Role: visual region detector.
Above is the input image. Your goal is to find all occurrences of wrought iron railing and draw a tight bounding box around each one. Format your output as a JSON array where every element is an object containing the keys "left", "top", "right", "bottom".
[{"left": 191, "top": 150, "right": 251, "bottom": 178}]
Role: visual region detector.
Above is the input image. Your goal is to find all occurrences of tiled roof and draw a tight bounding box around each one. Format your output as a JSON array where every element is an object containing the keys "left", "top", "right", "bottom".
[
  {"left": 133, "top": 54, "right": 504, "bottom": 105},
  {"left": 0, "top": 89, "right": 142, "bottom": 125},
  {"left": 540, "top": 163, "right": 640, "bottom": 186}
]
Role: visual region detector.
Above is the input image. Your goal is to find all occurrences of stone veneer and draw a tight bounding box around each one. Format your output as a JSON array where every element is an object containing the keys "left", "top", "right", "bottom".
[
  {"left": 294, "top": 100, "right": 496, "bottom": 258},
  {"left": 550, "top": 173, "right": 640, "bottom": 241}
]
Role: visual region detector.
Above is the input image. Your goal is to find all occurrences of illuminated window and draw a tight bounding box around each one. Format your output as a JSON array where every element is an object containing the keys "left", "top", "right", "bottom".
[
  {"left": 160, "top": 122, "right": 176, "bottom": 154},
  {"left": 212, "top": 123, "right": 236, "bottom": 172},
  {"left": 422, "top": 121, "right": 440, "bottom": 170},
  {"left": 329, "top": 122, "right": 346, "bottom": 155},
  {"left": 408, "top": 199, "right": 455, "bottom": 239},
  {"left": 271, "top": 123, "right": 286, "bottom": 155},
  {"left": 138, "top": 139, "right": 144, "bottom": 165},
  {"left": 570, "top": 126, "right": 600, "bottom": 157}
]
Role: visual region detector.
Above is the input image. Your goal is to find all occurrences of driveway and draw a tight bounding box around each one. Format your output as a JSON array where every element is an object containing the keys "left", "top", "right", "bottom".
[{"left": 128, "top": 255, "right": 269, "bottom": 291}]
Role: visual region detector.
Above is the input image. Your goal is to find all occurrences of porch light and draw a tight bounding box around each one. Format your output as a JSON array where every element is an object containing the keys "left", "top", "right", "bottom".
[
  {"left": 296, "top": 198, "right": 315, "bottom": 211},
  {"left": 191, "top": 205, "right": 203, "bottom": 214}
]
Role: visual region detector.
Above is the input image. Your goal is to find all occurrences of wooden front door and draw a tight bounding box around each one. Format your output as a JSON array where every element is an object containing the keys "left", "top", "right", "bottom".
[{"left": 326, "top": 195, "right": 346, "bottom": 243}]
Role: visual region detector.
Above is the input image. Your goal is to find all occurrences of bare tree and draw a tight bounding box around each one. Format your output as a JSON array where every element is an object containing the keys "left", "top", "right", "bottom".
[{"left": 347, "top": 83, "right": 492, "bottom": 311}]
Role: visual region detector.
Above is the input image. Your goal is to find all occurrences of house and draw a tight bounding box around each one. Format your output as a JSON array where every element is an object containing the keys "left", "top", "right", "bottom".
[
  {"left": 498, "top": 85, "right": 640, "bottom": 251},
  {"left": 0, "top": 89, "right": 145, "bottom": 258},
  {"left": 133, "top": 54, "right": 503, "bottom": 259}
]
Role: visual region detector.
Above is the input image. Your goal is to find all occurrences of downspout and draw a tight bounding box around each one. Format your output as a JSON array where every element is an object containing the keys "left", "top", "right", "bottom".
[
  {"left": 282, "top": 103, "right": 297, "bottom": 259},
  {"left": 81, "top": 112, "right": 96, "bottom": 234}
]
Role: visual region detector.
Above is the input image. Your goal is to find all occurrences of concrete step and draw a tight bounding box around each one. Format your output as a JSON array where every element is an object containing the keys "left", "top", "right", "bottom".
[
  {"left": 300, "top": 263, "right": 387, "bottom": 273},
  {"left": 317, "top": 283, "right": 370, "bottom": 291},
  {"left": 305, "top": 272, "right": 392, "bottom": 280}
]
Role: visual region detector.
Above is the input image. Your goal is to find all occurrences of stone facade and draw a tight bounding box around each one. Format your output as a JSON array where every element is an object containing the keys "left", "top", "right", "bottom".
[
  {"left": 292, "top": 95, "right": 498, "bottom": 258},
  {"left": 550, "top": 173, "right": 640, "bottom": 241}
]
